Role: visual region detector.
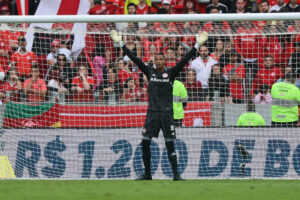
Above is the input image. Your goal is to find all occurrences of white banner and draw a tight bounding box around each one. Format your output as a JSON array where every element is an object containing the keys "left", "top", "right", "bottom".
[{"left": 1, "top": 128, "right": 300, "bottom": 179}]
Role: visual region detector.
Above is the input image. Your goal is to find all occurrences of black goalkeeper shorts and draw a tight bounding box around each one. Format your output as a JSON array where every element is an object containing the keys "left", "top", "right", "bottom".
[{"left": 142, "top": 111, "right": 176, "bottom": 139}]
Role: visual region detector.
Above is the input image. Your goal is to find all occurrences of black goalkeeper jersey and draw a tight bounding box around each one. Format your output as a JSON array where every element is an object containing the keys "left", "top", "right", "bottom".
[{"left": 122, "top": 45, "right": 197, "bottom": 112}]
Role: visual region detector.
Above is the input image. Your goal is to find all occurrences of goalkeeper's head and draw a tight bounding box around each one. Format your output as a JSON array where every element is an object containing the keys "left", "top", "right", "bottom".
[{"left": 154, "top": 53, "right": 166, "bottom": 72}]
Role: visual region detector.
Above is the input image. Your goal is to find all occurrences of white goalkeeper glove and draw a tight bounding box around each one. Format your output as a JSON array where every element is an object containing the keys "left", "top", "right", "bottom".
[
  {"left": 110, "top": 30, "right": 124, "bottom": 47},
  {"left": 195, "top": 31, "right": 208, "bottom": 49}
]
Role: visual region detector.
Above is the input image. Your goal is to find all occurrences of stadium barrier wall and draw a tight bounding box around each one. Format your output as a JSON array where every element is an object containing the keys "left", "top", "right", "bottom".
[{"left": 2, "top": 128, "right": 300, "bottom": 179}]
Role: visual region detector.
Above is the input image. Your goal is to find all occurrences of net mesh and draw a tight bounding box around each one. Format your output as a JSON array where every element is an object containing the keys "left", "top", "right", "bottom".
[{"left": 0, "top": 18, "right": 299, "bottom": 179}]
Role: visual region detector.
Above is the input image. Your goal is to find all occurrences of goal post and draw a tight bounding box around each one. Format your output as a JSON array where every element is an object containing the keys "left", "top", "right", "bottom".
[{"left": 0, "top": 13, "right": 299, "bottom": 179}]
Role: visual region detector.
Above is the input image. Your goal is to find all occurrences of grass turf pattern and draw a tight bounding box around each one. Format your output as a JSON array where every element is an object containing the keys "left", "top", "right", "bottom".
[{"left": 0, "top": 180, "right": 299, "bottom": 200}]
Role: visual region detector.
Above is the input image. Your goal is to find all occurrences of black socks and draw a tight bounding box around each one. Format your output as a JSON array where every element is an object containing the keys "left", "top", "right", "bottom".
[
  {"left": 165, "top": 141, "right": 179, "bottom": 176},
  {"left": 142, "top": 139, "right": 151, "bottom": 176},
  {"left": 141, "top": 139, "right": 179, "bottom": 177}
]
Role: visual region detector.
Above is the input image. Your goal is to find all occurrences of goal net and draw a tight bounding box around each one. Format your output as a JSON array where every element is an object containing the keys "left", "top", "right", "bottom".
[{"left": 0, "top": 13, "right": 300, "bottom": 179}]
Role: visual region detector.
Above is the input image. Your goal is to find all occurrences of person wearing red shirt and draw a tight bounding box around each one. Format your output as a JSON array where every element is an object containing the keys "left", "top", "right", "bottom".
[
  {"left": 118, "top": 56, "right": 140, "bottom": 88},
  {"left": 288, "top": 20, "right": 300, "bottom": 43},
  {"left": 0, "top": 28, "right": 21, "bottom": 72},
  {"left": 234, "top": 21, "right": 262, "bottom": 95},
  {"left": 71, "top": 65, "right": 95, "bottom": 102},
  {"left": 10, "top": 37, "right": 37, "bottom": 81},
  {"left": 210, "top": 40, "right": 224, "bottom": 62},
  {"left": 184, "top": 68, "right": 202, "bottom": 101},
  {"left": 120, "top": 77, "right": 140, "bottom": 102},
  {"left": 23, "top": 65, "right": 47, "bottom": 103},
  {"left": 165, "top": 47, "right": 177, "bottom": 68},
  {"left": 260, "top": 21, "right": 293, "bottom": 67},
  {"left": 251, "top": 55, "right": 284, "bottom": 97},
  {"left": 2, "top": 69, "right": 22, "bottom": 102},
  {"left": 136, "top": 0, "right": 151, "bottom": 14},
  {"left": 223, "top": 50, "right": 246, "bottom": 104}
]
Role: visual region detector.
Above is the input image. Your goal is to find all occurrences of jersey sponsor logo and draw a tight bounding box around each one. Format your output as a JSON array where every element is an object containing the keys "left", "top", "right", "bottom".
[{"left": 150, "top": 77, "right": 170, "bottom": 82}]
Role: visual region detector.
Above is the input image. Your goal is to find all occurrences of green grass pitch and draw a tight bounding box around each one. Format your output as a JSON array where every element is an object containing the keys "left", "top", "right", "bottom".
[{"left": 0, "top": 180, "right": 300, "bottom": 200}]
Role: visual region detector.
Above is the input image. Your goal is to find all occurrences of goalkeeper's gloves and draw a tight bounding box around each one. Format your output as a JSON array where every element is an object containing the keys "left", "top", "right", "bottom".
[
  {"left": 110, "top": 30, "right": 124, "bottom": 47},
  {"left": 194, "top": 31, "right": 208, "bottom": 49}
]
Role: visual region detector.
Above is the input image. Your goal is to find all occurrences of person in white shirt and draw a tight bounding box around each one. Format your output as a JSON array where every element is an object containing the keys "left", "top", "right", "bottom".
[
  {"left": 47, "top": 69, "right": 67, "bottom": 103},
  {"left": 190, "top": 45, "right": 217, "bottom": 100},
  {"left": 269, "top": 0, "right": 286, "bottom": 12}
]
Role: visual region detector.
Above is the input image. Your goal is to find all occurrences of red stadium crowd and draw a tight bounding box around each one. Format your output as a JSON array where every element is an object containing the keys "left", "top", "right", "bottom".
[{"left": 0, "top": 0, "right": 299, "bottom": 104}]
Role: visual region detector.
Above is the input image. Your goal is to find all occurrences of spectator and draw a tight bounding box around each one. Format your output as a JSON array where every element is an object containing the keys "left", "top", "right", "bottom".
[
  {"left": 47, "top": 69, "right": 67, "bottom": 103},
  {"left": 184, "top": 68, "right": 202, "bottom": 101},
  {"left": 120, "top": 77, "right": 139, "bottom": 102},
  {"left": 182, "top": 22, "right": 202, "bottom": 47},
  {"left": 253, "top": 84, "right": 272, "bottom": 104},
  {"left": 138, "top": 25, "right": 163, "bottom": 63},
  {"left": 92, "top": 56, "right": 106, "bottom": 90},
  {"left": 206, "top": 0, "right": 228, "bottom": 13},
  {"left": 119, "top": 32, "right": 142, "bottom": 59},
  {"left": 54, "top": 53, "right": 74, "bottom": 90},
  {"left": 218, "top": 42, "right": 234, "bottom": 71},
  {"left": 47, "top": 39, "right": 60, "bottom": 67},
  {"left": 2, "top": 69, "right": 22, "bottom": 102},
  {"left": 118, "top": 56, "right": 140, "bottom": 88},
  {"left": 10, "top": 36, "right": 37, "bottom": 81},
  {"left": 288, "top": 20, "right": 300, "bottom": 43},
  {"left": 116, "top": 3, "right": 139, "bottom": 32},
  {"left": 165, "top": 47, "right": 177, "bottom": 68},
  {"left": 190, "top": 45, "right": 217, "bottom": 99},
  {"left": 100, "top": 68, "right": 121, "bottom": 104},
  {"left": 114, "top": 57, "right": 125, "bottom": 71},
  {"left": 234, "top": 21, "right": 262, "bottom": 95},
  {"left": 251, "top": 55, "right": 283, "bottom": 97},
  {"left": 204, "top": 21, "right": 232, "bottom": 53},
  {"left": 0, "top": 27, "right": 22, "bottom": 77},
  {"left": 136, "top": 0, "right": 151, "bottom": 14},
  {"left": 208, "top": 63, "right": 230, "bottom": 103},
  {"left": 230, "top": 0, "right": 250, "bottom": 13},
  {"left": 161, "top": 0, "right": 173, "bottom": 14},
  {"left": 270, "top": 0, "right": 287, "bottom": 11},
  {"left": 289, "top": 41, "right": 300, "bottom": 77},
  {"left": 279, "top": 0, "right": 300, "bottom": 12},
  {"left": 89, "top": 0, "right": 118, "bottom": 15},
  {"left": 182, "top": 0, "right": 199, "bottom": 14},
  {"left": 163, "top": 32, "right": 180, "bottom": 52},
  {"left": 276, "top": 66, "right": 300, "bottom": 88},
  {"left": 57, "top": 35, "right": 74, "bottom": 67},
  {"left": 210, "top": 40, "right": 224, "bottom": 62},
  {"left": 23, "top": 65, "right": 47, "bottom": 103},
  {"left": 260, "top": 21, "right": 293, "bottom": 67},
  {"left": 142, "top": 43, "right": 157, "bottom": 64},
  {"left": 71, "top": 65, "right": 95, "bottom": 102},
  {"left": 258, "top": 0, "right": 271, "bottom": 12},
  {"left": 223, "top": 50, "right": 246, "bottom": 104}
]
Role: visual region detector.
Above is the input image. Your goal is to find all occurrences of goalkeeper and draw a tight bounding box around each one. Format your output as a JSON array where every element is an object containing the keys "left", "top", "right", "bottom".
[{"left": 111, "top": 30, "right": 208, "bottom": 181}]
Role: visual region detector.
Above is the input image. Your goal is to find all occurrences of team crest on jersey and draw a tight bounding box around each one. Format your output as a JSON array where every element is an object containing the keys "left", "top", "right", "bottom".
[
  {"left": 27, "top": 56, "right": 30, "bottom": 59},
  {"left": 162, "top": 73, "right": 168, "bottom": 78}
]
